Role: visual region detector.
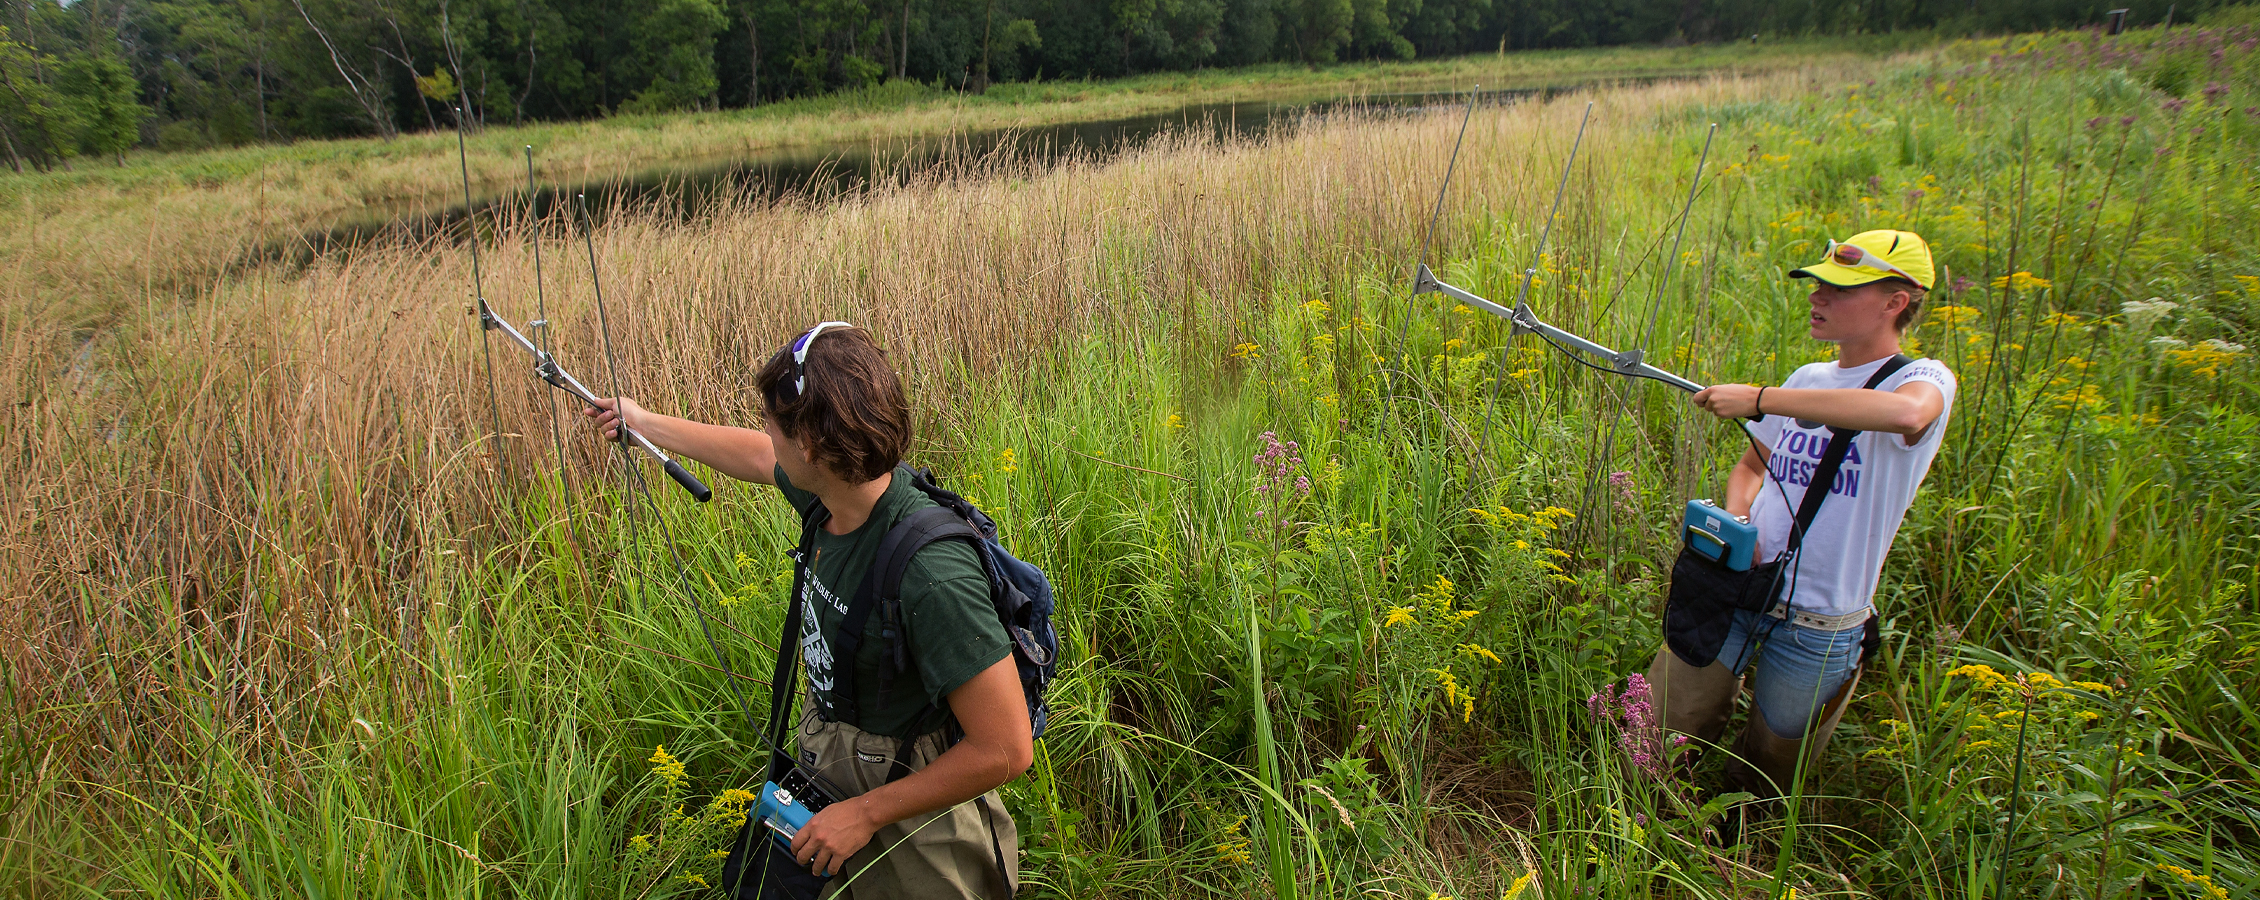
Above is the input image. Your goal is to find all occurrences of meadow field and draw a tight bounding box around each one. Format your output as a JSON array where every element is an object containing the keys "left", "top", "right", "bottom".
[{"left": 5, "top": 22, "right": 2258, "bottom": 900}]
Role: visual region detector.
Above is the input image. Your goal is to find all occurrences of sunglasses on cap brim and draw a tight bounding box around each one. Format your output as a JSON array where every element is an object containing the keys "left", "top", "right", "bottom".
[
  {"left": 1822, "top": 239, "right": 1920, "bottom": 284},
  {"left": 775, "top": 321, "right": 854, "bottom": 402}
]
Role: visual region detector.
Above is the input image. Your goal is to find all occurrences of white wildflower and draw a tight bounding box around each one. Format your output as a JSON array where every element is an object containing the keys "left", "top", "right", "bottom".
[
  {"left": 2149, "top": 336, "right": 2189, "bottom": 348},
  {"left": 2200, "top": 338, "right": 2247, "bottom": 354},
  {"left": 2121, "top": 298, "right": 2180, "bottom": 332}
]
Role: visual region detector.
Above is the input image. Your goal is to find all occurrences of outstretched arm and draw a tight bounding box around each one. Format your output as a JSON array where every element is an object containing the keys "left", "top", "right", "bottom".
[
  {"left": 1691, "top": 381, "right": 1945, "bottom": 443},
  {"left": 585, "top": 397, "right": 778, "bottom": 485}
]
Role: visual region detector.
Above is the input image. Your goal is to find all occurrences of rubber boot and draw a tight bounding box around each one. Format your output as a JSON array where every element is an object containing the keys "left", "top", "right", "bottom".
[
  {"left": 1646, "top": 645, "right": 1742, "bottom": 749},
  {"left": 1725, "top": 663, "right": 1867, "bottom": 799}
]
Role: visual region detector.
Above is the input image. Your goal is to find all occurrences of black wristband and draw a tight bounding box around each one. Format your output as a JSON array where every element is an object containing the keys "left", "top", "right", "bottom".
[{"left": 1755, "top": 385, "right": 1767, "bottom": 416}]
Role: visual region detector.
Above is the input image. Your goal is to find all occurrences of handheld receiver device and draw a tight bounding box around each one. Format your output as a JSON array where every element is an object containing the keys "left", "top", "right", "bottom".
[
  {"left": 755, "top": 767, "right": 837, "bottom": 850},
  {"left": 1683, "top": 499, "right": 1757, "bottom": 571}
]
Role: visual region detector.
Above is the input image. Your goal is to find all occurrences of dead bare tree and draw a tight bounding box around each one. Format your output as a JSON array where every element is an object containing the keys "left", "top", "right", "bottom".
[{"left": 289, "top": 0, "right": 396, "bottom": 138}]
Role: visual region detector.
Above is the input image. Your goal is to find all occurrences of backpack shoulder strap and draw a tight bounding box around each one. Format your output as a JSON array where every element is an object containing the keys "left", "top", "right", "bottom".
[
  {"left": 1784, "top": 354, "right": 1913, "bottom": 555},
  {"left": 829, "top": 506, "right": 985, "bottom": 727}
]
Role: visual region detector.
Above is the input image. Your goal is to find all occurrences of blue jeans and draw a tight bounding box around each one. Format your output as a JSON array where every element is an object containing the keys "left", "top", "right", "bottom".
[{"left": 1716, "top": 608, "right": 1865, "bottom": 739}]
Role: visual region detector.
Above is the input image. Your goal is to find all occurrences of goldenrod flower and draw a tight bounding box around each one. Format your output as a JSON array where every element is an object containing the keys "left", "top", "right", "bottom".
[
  {"left": 1230, "top": 342, "right": 1262, "bottom": 360},
  {"left": 1990, "top": 271, "right": 2052, "bottom": 292},
  {"left": 2157, "top": 863, "right": 2229, "bottom": 900},
  {"left": 996, "top": 447, "right": 1019, "bottom": 474},
  {"left": 648, "top": 745, "right": 689, "bottom": 793},
  {"left": 1502, "top": 870, "right": 1536, "bottom": 900},
  {"left": 1383, "top": 607, "right": 1416, "bottom": 628},
  {"left": 1458, "top": 643, "right": 1503, "bottom": 665}
]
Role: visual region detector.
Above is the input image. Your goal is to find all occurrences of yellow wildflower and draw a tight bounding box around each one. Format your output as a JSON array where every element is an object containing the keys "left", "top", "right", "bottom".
[
  {"left": 1990, "top": 271, "right": 2053, "bottom": 292},
  {"left": 630, "top": 833, "right": 653, "bottom": 852},
  {"left": 2164, "top": 339, "right": 2245, "bottom": 379},
  {"left": 1929, "top": 305, "right": 1982, "bottom": 327},
  {"left": 1230, "top": 342, "right": 1262, "bottom": 360},
  {"left": 648, "top": 745, "right": 689, "bottom": 793},
  {"left": 1166, "top": 413, "right": 1185, "bottom": 429},
  {"left": 1384, "top": 607, "right": 1416, "bottom": 628},
  {"left": 1302, "top": 298, "right": 1331, "bottom": 315},
  {"left": 682, "top": 875, "right": 710, "bottom": 888},
  {"left": 1430, "top": 669, "right": 1462, "bottom": 706},
  {"left": 1458, "top": 643, "right": 1503, "bottom": 665},
  {"left": 2157, "top": 864, "right": 2230, "bottom": 900},
  {"left": 2073, "top": 680, "right": 2112, "bottom": 693},
  {"left": 996, "top": 447, "right": 1019, "bottom": 474},
  {"left": 1947, "top": 664, "right": 2009, "bottom": 687},
  {"left": 1502, "top": 870, "right": 1536, "bottom": 900}
]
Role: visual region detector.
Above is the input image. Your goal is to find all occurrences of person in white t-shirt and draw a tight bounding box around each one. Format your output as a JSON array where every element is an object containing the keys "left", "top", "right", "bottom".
[{"left": 1646, "top": 229, "right": 1957, "bottom": 803}]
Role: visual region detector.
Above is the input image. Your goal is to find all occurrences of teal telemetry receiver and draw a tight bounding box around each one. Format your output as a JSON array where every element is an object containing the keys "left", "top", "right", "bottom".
[
  {"left": 756, "top": 768, "right": 836, "bottom": 850},
  {"left": 1683, "top": 499, "right": 1757, "bottom": 571}
]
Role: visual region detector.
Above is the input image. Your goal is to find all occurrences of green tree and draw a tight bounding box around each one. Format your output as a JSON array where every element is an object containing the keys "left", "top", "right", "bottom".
[
  {"left": 0, "top": 24, "right": 81, "bottom": 171},
  {"left": 58, "top": 50, "right": 150, "bottom": 163},
  {"left": 621, "top": 0, "right": 725, "bottom": 112},
  {"left": 1283, "top": 0, "right": 1350, "bottom": 62}
]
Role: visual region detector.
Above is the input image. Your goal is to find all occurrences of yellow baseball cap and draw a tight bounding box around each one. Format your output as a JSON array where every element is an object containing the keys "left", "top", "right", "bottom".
[{"left": 1789, "top": 229, "right": 1935, "bottom": 289}]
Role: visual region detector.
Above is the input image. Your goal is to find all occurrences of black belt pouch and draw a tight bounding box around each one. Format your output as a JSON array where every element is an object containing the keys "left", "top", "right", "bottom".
[{"left": 1664, "top": 545, "right": 1782, "bottom": 668}]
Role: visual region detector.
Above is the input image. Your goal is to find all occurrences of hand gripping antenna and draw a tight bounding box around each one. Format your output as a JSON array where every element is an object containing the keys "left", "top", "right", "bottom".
[{"left": 453, "top": 125, "right": 712, "bottom": 502}]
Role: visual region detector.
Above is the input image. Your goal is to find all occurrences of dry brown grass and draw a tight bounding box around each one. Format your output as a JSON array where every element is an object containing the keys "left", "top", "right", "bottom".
[
  {"left": 3, "top": 61, "right": 1882, "bottom": 782},
  {"left": 0, "top": 42, "right": 1862, "bottom": 339}
]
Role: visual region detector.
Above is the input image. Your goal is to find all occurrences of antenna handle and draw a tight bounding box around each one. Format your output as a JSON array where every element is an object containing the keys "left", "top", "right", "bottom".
[{"left": 664, "top": 458, "right": 714, "bottom": 503}]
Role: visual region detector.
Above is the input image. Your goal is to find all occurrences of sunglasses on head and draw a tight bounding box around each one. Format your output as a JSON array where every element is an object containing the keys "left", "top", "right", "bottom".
[
  {"left": 1825, "top": 239, "right": 1920, "bottom": 284},
  {"left": 775, "top": 321, "right": 854, "bottom": 402}
]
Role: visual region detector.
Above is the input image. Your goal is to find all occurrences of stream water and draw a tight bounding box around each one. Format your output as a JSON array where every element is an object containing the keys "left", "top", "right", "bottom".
[{"left": 289, "top": 80, "right": 1651, "bottom": 263}]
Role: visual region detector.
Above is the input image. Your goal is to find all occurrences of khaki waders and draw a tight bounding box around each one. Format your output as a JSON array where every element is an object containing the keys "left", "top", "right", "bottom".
[
  {"left": 1645, "top": 608, "right": 1869, "bottom": 796},
  {"left": 795, "top": 709, "right": 1020, "bottom": 899}
]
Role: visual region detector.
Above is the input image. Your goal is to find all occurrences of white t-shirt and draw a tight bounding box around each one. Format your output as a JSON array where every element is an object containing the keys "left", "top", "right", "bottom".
[{"left": 1750, "top": 354, "right": 1957, "bottom": 618}]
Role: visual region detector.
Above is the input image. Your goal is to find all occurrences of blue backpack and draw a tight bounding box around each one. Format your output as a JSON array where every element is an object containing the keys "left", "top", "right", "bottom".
[{"left": 824, "top": 466, "right": 1059, "bottom": 770}]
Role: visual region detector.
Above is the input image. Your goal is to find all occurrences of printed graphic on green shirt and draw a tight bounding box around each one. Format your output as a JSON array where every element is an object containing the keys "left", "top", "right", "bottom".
[{"left": 775, "top": 464, "right": 1010, "bottom": 738}]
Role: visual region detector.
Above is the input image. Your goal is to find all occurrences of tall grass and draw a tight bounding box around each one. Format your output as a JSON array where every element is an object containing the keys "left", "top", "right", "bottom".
[{"left": 5, "top": 26, "right": 2257, "bottom": 900}]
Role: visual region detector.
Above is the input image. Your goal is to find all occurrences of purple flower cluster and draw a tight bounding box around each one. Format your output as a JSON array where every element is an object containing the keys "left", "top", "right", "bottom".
[
  {"left": 1608, "top": 470, "right": 1637, "bottom": 511},
  {"left": 1588, "top": 674, "right": 1683, "bottom": 781},
  {"left": 1250, "top": 431, "right": 1310, "bottom": 530}
]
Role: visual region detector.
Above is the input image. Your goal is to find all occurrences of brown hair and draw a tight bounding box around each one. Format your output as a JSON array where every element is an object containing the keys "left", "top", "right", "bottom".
[
  {"left": 1889, "top": 279, "right": 1930, "bottom": 331},
  {"left": 755, "top": 325, "right": 911, "bottom": 482}
]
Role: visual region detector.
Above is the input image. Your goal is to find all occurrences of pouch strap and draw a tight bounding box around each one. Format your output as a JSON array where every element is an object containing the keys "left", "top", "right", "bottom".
[
  {"left": 1778, "top": 353, "right": 1910, "bottom": 563},
  {"left": 767, "top": 501, "right": 830, "bottom": 784}
]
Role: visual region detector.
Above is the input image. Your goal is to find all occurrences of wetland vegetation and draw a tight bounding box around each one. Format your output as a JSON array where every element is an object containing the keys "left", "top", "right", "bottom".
[{"left": 5, "top": 22, "right": 2259, "bottom": 900}]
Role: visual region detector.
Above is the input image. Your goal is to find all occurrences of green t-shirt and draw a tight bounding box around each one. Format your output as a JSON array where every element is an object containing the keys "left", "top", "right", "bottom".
[{"left": 776, "top": 464, "right": 1009, "bottom": 738}]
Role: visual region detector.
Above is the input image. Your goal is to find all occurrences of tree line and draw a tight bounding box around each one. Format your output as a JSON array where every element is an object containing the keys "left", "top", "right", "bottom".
[{"left": 0, "top": 0, "right": 2231, "bottom": 170}]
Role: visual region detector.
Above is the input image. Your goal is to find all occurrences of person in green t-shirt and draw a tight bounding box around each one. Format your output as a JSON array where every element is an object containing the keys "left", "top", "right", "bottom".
[{"left": 588, "top": 323, "right": 1030, "bottom": 898}]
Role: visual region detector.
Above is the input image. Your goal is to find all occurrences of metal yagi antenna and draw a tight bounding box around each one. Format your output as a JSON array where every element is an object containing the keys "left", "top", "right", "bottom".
[
  {"left": 474, "top": 288, "right": 714, "bottom": 502},
  {"left": 453, "top": 125, "right": 713, "bottom": 502},
  {"left": 1414, "top": 115, "right": 1734, "bottom": 404}
]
